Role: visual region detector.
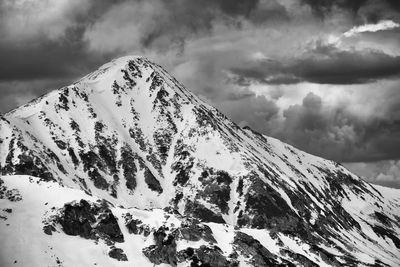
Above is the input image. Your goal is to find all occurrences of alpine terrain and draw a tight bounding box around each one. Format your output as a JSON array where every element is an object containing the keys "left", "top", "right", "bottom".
[{"left": 0, "top": 56, "right": 399, "bottom": 267}]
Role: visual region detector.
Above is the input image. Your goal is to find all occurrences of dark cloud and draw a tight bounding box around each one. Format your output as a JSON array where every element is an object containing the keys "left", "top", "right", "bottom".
[
  {"left": 206, "top": 0, "right": 260, "bottom": 17},
  {"left": 230, "top": 43, "right": 400, "bottom": 85},
  {"left": 0, "top": 39, "right": 107, "bottom": 82},
  {"left": 358, "top": 0, "right": 400, "bottom": 23},
  {"left": 0, "top": 0, "right": 126, "bottom": 112},
  {"left": 218, "top": 94, "right": 280, "bottom": 130},
  {"left": 246, "top": 1, "right": 291, "bottom": 25},
  {"left": 0, "top": 0, "right": 124, "bottom": 80},
  {"left": 296, "top": 44, "right": 400, "bottom": 84},
  {"left": 301, "top": 0, "right": 368, "bottom": 18},
  {"left": 344, "top": 160, "right": 400, "bottom": 189},
  {"left": 301, "top": 0, "right": 400, "bottom": 22},
  {"left": 299, "top": 0, "right": 400, "bottom": 33},
  {"left": 84, "top": 0, "right": 290, "bottom": 54},
  {"left": 0, "top": 79, "right": 72, "bottom": 113},
  {"left": 0, "top": 0, "right": 288, "bottom": 108},
  {"left": 264, "top": 91, "right": 400, "bottom": 162},
  {"left": 386, "top": 0, "right": 400, "bottom": 12},
  {"left": 158, "top": 0, "right": 287, "bottom": 32}
]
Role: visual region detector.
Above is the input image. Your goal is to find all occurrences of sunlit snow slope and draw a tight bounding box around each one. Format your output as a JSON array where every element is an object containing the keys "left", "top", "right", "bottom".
[{"left": 1, "top": 56, "right": 399, "bottom": 266}]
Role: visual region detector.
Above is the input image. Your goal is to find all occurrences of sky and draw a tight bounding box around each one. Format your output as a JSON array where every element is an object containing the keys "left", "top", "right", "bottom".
[{"left": 0, "top": 0, "right": 400, "bottom": 188}]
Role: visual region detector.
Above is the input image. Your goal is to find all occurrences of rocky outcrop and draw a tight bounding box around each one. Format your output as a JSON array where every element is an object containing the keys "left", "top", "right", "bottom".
[
  {"left": 143, "top": 226, "right": 178, "bottom": 266},
  {"left": 57, "top": 199, "right": 124, "bottom": 243},
  {"left": 179, "top": 223, "right": 216, "bottom": 243},
  {"left": 124, "top": 214, "right": 151, "bottom": 236},
  {"left": 108, "top": 247, "right": 128, "bottom": 261},
  {"left": 178, "top": 245, "right": 238, "bottom": 267},
  {"left": 233, "top": 232, "right": 282, "bottom": 267}
]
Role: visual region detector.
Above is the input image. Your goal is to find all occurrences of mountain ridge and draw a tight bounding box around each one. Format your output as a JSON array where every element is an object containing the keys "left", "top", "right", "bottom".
[{"left": 0, "top": 56, "right": 399, "bottom": 266}]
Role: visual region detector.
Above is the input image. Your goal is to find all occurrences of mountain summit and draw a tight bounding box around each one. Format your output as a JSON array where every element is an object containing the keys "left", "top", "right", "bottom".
[{"left": 1, "top": 56, "right": 399, "bottom": 266}]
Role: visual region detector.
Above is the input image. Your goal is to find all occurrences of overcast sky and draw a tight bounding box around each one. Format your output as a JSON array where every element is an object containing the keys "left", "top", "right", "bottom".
[{"left": 1, "top": 0, "right": 400, "bottom": 188}]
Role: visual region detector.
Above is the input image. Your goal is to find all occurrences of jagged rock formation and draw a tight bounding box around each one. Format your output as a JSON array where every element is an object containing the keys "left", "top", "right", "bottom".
[{"left": 0, "top": 56, "right": 399, "bottom": 266}]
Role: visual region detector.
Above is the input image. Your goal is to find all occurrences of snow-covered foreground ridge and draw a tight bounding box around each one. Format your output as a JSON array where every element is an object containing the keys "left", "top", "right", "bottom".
[{"left": 0, "top": 56, "right": 399, "bottom": 267}]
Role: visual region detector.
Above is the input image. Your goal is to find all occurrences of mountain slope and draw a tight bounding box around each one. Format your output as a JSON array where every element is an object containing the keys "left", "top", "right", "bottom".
[{"left": 1, "top": 56, "right": 399, "bottom": 266}]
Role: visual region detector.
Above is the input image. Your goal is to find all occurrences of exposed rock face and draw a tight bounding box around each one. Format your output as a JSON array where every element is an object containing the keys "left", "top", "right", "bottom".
[
  {"left": 108, "top": 247, "right": 128, "bottom": 261},
  {"left": 184, "top": 201, "right": 226, "bottom": 224},
  {"left": 179, "top": 224, "right": 216, "bottom": 243},
  {"left": 58, "top": 200, "right": 96, "bottom": 239},
  {"left": 0, "top": 56, "right": 399, "bottom": 266},
  {"left": 0, "top": 179, "right": 22, "bottom": 202},
  {"left": 57, "top": 199, "right": 124, "bottom": 243},
  {"left": 233, "top": 232, "right": 280, "bottom": 266},
  {"left": 178, "top": 245, "right": 238, "bottom": 267},
  {"left": 125, "top": 216, "right": 151, "bottom": 236},
  {"left": 142, "top": 223, "right": 239, "bottom": 267},
  {"left": 143, "top": 227, "right": 178, "bottom": 266}
]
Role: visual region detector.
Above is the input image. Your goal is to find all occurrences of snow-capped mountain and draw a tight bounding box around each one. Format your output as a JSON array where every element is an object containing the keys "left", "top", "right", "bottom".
[{"left": 1, "top": 56, "right": 399, "bottom": 267}]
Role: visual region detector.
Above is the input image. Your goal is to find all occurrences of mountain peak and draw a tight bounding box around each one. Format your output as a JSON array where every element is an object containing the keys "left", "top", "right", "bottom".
[
  {"left": 79, "top": 55, "right": 147, "bottom": 83},
  {"left": 5, "top": 55, "right": 198, "bottom": 120},
  {"left": 77, "top": 55, "right": 156, "bottom": 92}
]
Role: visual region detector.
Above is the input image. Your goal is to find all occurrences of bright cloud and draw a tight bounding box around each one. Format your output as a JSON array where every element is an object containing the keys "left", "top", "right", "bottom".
[{"left": 343, "top": 20, "right": 400, "bottom": 37}]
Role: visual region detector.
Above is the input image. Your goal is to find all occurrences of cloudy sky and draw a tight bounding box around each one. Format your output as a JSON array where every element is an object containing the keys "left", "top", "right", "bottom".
[{"left": 1, "top": 0, "right": 400, "bottom": 188}]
